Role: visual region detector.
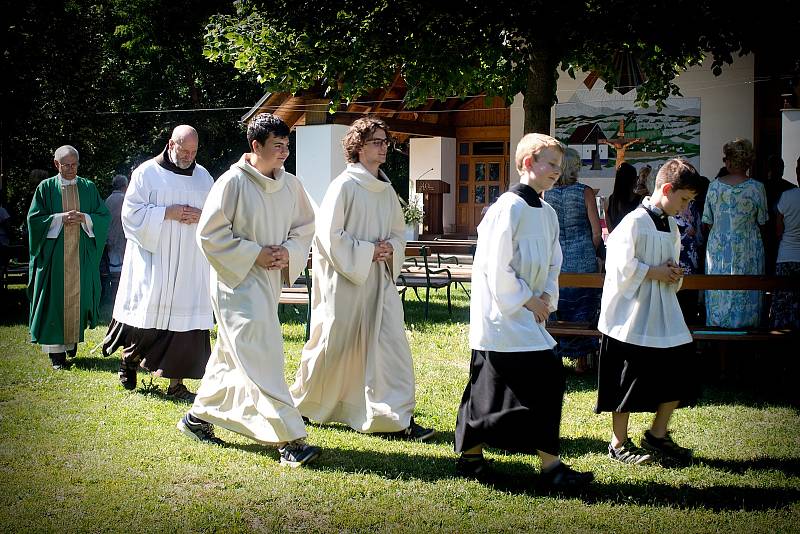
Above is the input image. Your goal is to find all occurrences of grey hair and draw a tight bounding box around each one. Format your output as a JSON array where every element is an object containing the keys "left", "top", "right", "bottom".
[
  {"left": 54, "top": 145, "right": 79, "bottom": 162},
  {"left": 111, "top": 174, "right": 128, "bottom": 191},
  {"left": 556, "top": 147, "right": 581, "bottom": 186}
]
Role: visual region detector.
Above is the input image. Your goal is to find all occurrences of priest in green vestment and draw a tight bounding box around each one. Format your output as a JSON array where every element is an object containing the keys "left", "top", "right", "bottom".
[{"left": 27, "top": 145, "right": 110, "bottom": 369}]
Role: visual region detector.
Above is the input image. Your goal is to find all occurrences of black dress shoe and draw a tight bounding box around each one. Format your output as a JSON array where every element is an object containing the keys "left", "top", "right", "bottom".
[
  {"left": 49, "top": 352, "right": 68, "bottom": 370},
  {"left": 118, "top": 360, "right": 137, "bottom": 390}
]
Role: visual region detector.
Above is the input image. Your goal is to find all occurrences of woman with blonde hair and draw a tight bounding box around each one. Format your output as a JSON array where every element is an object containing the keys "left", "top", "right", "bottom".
[
  {"left": 544, "top": 147, "right": 602, "bottom": 373},
  {"left": 703, "top": 138, "right": 767, "bottom": 328}
]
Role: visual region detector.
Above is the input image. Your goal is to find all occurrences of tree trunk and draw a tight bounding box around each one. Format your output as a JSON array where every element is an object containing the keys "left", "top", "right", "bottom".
[{"left": 523, "top": 51, "right": 558, "bottom": 134}]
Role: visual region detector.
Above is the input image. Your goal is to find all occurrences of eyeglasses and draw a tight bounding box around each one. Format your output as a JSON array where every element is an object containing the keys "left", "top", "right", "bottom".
[
  {"left": 58, "top": 162, "right": 78, "bottom": 170},
  {"left": 364, "top": 138, "right": 391, "bottom": 148}
]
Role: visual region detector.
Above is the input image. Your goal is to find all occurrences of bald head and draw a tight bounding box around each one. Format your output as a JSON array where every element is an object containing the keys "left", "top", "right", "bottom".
[
  {"left": 168, "top": 125, "right": 199, "bottom": 169},
  {"left": 171, "top": 125, "right": 198, "bottom": 144}
]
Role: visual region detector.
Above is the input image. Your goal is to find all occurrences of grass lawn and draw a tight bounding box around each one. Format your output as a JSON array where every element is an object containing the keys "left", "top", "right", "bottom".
[{"left": 0, "top": 285, "right": 798, "bottom": 533}]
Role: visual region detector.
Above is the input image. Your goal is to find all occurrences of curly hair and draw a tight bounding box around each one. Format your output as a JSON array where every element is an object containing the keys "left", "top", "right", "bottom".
[
  {"left": 556, "top": 147, "right": 581, "bottom": 186},
  {"left": 342, "top": 116, "right": 390, "bottom": 163},
  {"left": 722, "top": 138, "right": 754, "bottom": 173}
]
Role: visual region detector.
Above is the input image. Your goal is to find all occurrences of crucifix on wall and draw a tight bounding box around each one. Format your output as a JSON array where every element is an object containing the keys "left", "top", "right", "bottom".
[{"left": 600, "top": 119, "right": 643, "bottom": 168}]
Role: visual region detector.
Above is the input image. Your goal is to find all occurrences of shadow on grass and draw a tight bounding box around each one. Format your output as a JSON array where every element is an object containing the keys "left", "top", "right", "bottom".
[
  {"left": 219, "top": 440, "right": 799, "bottom": 512},
  {"left": 697, "top": 457, "right": 800, "bottom": 476},
  {"left": 71, "top": 354, "right": 119, "bottom": 373}
]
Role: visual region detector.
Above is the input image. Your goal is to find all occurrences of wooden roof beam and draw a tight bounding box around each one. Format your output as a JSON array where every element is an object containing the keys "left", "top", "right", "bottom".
[{"left": 331, "top": 113, "right": 455, "bottom": 138}]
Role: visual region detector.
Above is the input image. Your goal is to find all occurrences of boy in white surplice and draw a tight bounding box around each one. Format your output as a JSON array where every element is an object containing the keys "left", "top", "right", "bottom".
[
  {"left": 454, "top": 134, "right": 593, "bottom": 489},
  {"left": 177, "top": 113, "right": 320, "bottom": 468},
  {"left": 596, "top": 158, "right": 705, "bottom": 466}
]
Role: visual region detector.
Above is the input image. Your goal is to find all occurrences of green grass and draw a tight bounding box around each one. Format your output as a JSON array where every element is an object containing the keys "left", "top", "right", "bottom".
[{"left": 1, "top": 286, "right": 798, "bottom": 533}]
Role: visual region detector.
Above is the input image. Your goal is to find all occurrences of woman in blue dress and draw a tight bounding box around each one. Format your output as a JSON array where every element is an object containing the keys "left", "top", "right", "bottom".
[
  {"left": 703, "top": 138, "right": 768, "bottom": 328},
  {"left": 544, "top": 148, "right": 602, "bottom": 373}
]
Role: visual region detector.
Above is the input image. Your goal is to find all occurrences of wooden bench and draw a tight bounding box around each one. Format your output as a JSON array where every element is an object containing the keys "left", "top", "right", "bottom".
[
  {"left": 401, "top": 242, "right": 476, "bottom": 319},
  {"left": 546, "top": 273, "right": 800, "bottom": 342},
  {"left": 280, "top": 254, "right": 410, "bottom": 338},
  {"left": 278, "top": 257, "right": 312, "bottom": 341},
  {"left": 0, "top": 244, "right": 28, "bottom": 291}
]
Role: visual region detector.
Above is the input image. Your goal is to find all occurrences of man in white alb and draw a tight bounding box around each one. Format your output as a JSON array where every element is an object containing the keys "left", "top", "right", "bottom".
[{"left": 102, "top": 125, "right": 214, "bottom": 401}]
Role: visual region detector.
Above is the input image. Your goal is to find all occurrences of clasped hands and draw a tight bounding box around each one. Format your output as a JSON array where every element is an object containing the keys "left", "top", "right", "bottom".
[
  {"left": 648, "top": 259, "right": 683, "bottom": 284},
  {"left": 256, "top": 245, "right": 289, "bottom": 270},
  {"left": 524, "top": 293, "right": 551, "bottom": 323},
  {"left": 165, "top": 204, "right": 202, "bottom": 224},
  {"left": 372, "top": 240, "right": 393, "bottom": 263},
  {"left": 63, "top": 210, "right": 85, "bottom": 226}
]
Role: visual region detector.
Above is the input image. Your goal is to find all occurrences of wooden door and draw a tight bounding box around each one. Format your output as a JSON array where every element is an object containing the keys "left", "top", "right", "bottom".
[{"left": 455, "top": 156, "right": 506, "bottom": 233}]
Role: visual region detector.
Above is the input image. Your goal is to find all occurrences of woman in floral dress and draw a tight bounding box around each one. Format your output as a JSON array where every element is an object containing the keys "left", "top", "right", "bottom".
[{"left": 703, "top": 139, "right": 768, "bottom": 328}]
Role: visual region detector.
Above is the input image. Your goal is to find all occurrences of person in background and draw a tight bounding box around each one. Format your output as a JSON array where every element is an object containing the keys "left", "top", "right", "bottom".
[
  {"left": 101, "top": 174, "right": 128, "bottom": 309},
  {"left": 769, "top": 184, "right": 800, "bottom": 330},
  {"left": 762, "top": 155, "right": 796, "bottom": 274},
  {"left": 674, "top": 175, "right": 710, "bottom": 324},
  {"left": 703, "top": 138, "right": 767, "bottom": 329},
  {"left": 544, "top": 147, "right": 602, "bottom": 373},
  {"left": 635, "top": 164, "right": 654, "bottom": 196},
  {"left": 27, "top": 145, "right": 110, "bottom": 369},
  {"left": 0, "top": 202, "right": 11, "bottom": 248},
  {"left": 604, "top": 162, "right": 642, "bottom": 233}
]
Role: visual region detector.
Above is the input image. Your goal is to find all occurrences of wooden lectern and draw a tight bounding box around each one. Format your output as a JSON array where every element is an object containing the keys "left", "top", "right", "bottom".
[{"left": 416, "top": 179, "right": 450, "bottom": 235}]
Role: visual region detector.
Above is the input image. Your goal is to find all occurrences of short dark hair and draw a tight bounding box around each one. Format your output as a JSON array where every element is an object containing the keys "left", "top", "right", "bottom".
[
  {"left": 655, "top": 158, "right": 704, "bottom": 193},
  {"left": 342, "top": 116, "right": 390, "bottom": 163},
  {"left": 111, "top": 174, "right": 128, "bottom": 191},
  {"left": 247, "top": 113, "right": 290, "bottom": 146}
]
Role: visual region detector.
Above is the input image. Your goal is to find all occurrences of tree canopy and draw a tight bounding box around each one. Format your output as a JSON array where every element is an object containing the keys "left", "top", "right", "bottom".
[
  {"left": 204, "top": 0, "right": 794, "bottom": 133},
  {"left": 1, "top": 0, "right": 263, "bottom": 234}
]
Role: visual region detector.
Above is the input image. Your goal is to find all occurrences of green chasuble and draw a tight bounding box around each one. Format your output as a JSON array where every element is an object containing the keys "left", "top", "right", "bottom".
[{"left": 27, "top": 176, "right": 111, "bottom": 345}]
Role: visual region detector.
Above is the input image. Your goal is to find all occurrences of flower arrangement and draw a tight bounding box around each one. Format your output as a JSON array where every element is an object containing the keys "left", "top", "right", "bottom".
[{"left": 400, "top": 197, "right": 423, "bottom": 225}]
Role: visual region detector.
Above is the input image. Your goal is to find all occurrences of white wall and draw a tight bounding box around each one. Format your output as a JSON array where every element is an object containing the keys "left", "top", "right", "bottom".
[
  {"left": 782, "top": 109, "right": 800, "bottom": 185},
  {"left": 509, "top": 93, "right": 525, "bottom": 184},
  {"left": 409, "top": 137, "right": 456, "bottom": 233},
  {"left": 295, "top": 124, "right": 349, "bottom": 208}
]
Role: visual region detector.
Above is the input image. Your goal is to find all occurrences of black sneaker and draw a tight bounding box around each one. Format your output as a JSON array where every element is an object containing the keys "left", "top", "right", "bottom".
[
  {"left": 397, "top": 417, "right": 435, "bottom": 442},
  {"left": 166, "top": 383, "right": 196, "bottom": 403},
  {"left": 278, "top": 439, "right": 321, "bottom": 467},
  {"left": 539, "top": 462, "right": 594, "bottom": 490},
  {"left": 177, "top": 413, "right": 224, "bottom": 445},
  {"left": 456, "top": 454, "right": 493, "bottom": 478},
  {"left": 49, "top": 352, "right": 69, "bottom": 370},
  {"left": 118, "top": 359, "right": 137, "bottom": 390},
  {"left": 641, "top": 430, "right": 693, "bottom": 462},
  {"left": 608, "top": 439, "right": 654, "bottom": 465}
]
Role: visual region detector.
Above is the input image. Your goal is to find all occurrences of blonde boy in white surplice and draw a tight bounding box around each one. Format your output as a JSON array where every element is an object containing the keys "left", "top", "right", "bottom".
[{"left": 177, "top": 113, "right": 321, "bottom": 468}]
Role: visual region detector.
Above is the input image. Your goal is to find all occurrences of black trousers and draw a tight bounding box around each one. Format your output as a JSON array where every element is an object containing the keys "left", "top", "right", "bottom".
[{"left": 455, "top": 348, "right": 565, "bottom": 456}]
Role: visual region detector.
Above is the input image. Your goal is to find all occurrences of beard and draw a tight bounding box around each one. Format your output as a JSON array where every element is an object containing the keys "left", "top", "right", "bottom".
[{"left": 169, "top": 147, "right": 194, "bottom": 170}]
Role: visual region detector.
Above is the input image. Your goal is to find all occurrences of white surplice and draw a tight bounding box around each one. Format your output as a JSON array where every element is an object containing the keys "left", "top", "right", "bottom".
[
  {"left": 598, "top": 206, "right": 692, "bottom": 348},
  {"left": 191, "top": 156, "right": 315, "bottom": 444},
  {"left": 290, "top": 163, "right": 414, "bottom": 433},
  {"left": 113, "top": 159, "right": 214, "bottom": 331},
  {"left": 469, "top": 191, "right": 562, "bottom": 352}
]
